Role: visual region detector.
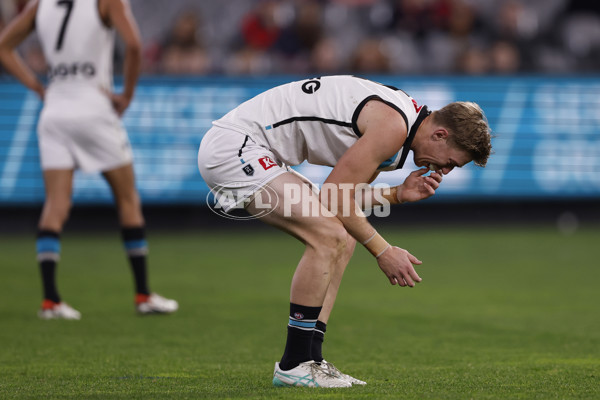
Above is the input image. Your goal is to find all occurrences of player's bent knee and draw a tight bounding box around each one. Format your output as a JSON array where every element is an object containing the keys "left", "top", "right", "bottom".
[{"left": 307, "top": 223, "right": 348, "bottom": 262}]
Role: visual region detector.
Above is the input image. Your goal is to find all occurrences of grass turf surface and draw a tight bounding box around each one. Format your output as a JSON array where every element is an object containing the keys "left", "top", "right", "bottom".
[{"left": 0, "top": 226, "right": 599, "bottom": 399}]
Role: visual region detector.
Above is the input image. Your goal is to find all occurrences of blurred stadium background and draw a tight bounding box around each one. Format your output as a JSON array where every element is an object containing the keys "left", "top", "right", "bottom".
[{"left": 1, "top": 0, "right": 599, "bottom": 230}]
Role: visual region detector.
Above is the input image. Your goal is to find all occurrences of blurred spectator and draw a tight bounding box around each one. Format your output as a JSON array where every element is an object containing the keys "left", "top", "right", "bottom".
[
  {"left": 364, "top": 1, "right": 396, "bottom": 33},
  {"left": 240, "top": 0, "right": 281, "bottom": 51},
  {"left": 349, "top": 38, "right": 390, "bottom": 74},
  {"left": 493, "top": 0, "right": 540, "bottom": 70},
  {"left": 457, "top": 44, "right": 490, "bottom": 75},
  {"left": 490, "top": 40, "right": 521, "bottom": 74},
  {"left": 446, "top": 0, "right": 483, "bottom": 39},
  {"left": 225, "top": 0, "right": 284, "bottom": 75},
  {"left": 277, "top": 1, "right": 323, "bottom": 55},
  {"left": 559, "top": 0, "right": 600, "bottom": 71},
  {"left": 382, "top": 33, "right": 422, "bottom": 73},
  {"left": 276, "top": 0, "right": 325, "bottom": 73},
  {"left": 331, "top": 0, "right": 378, "bottom": 5},
  {"left": 392, "top": 0, "right": 436, "bottom": 38},
  {"left": 309, "top": 37, "right": 345, "bottom": 74},
  {"left": 224, "top": 47, "right": 274, "bottom": 75},
  {"left": 421, "top": 0, "right": 488, "bottom": 74},
  {"left": 1, "top": 0, "right": 599, "bottom": 76},
  {"left": 495, "top": 0, "right": 540, "bottom": 42},
  {"left": 160, "top": 11, "right": 211, "bottom": 75}
]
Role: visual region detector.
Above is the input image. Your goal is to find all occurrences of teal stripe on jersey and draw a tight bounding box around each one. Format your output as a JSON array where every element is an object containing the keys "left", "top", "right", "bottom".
[{"left": 378, "top": 151, "right": 399, "bottom": 169}]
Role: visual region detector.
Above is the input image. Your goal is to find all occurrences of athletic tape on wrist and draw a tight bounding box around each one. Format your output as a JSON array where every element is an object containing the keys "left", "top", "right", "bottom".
[
  {"left": 361, "top": 232, "right": 376, "bottom": 245},
  {"left": 382, "top": 186, "right": 400, "bottom": 205},
  {"left": 375, "top": 244, "right": 391, "bottom": 258},
  {"left": 362, "top": 232, "right": 390, "bottom": 258}
]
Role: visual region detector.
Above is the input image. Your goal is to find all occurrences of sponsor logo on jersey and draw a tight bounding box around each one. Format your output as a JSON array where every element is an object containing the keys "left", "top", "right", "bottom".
[
  {"left": 411, "top": 98, "right": 423, "bottom": 113},
  {"left": 301, "top": 79, "right": 321, "bottom": 94},
  {"left": 258, "top": 156, "right": 277, "bottom": 170},
  {"left": 48, "top": 62, "right": 96, "bottom": 80},
  {"left": 242, "top": 164, "right": 255, "bottom": 176}
]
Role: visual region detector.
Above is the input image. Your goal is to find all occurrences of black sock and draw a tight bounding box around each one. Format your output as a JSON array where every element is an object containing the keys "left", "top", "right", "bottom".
[
  {"left": 312, "top": 320, "right": 327, "bottom": 363},
  {"left": 121, "top": 227, "right": 150, "bottom": 295},
  {"left": 279, "top": 303, "right": 322, "bottom": 371},
  {"left": 39, "top": 260, "right": 60, "bottom": 303},
  {"left": 36, "top": 230, "right": 61, "bottom": 303}
]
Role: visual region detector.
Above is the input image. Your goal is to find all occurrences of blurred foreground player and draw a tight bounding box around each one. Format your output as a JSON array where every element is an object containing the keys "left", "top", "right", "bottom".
[
  {"left": 0, "top": 0, "right": 177, "bottom": 319},
  {"left": 199, "top": 76, "right": 492, "bottom": 387}
]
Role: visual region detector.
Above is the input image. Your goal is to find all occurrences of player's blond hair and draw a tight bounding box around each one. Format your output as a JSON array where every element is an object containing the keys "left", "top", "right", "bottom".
[{"left": 431, "top": 102, "right": 492, "bottom": 167}]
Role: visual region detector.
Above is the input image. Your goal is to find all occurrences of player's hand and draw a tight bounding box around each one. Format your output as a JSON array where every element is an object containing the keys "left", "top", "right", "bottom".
[
  {"left": 397, "top": 168, "right": 442, "bottom": 203},
  {"left": 109, "top": 93, "right": 132, "bottom": 116},
  {"left": 376, "top": 246, "right": 422, "bottom": 287}
]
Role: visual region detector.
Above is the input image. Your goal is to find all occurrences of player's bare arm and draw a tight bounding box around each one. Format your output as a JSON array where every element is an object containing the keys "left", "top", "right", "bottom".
[
  {"left": 322, "top": 100, "right": 403, "bottom": 240},
  {"left": 322, "top": 100, "right": 423, "bottom": 287},
  {"left": 0, "top": 0, "right": 45, "bottom": 99},
  {"left": 100, "top": 0, "right": 141, "bottom": 115}
]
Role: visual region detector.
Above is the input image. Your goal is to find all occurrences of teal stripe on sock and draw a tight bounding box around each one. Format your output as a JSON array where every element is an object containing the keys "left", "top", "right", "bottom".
[
  {"left": 36, "top": 237, "right": 60, "bottom": 254},
  {"left": 288, "top": 318, "right": 316, "bottom": 328},
  {"left": 124, "top": 239, "right": 147, "bottom": 250}
]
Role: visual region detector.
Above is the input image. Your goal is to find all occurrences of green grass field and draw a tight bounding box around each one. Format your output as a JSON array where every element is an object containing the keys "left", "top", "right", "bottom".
[{"left": 0, "top": 225, "right": 599, "bottom": 399}]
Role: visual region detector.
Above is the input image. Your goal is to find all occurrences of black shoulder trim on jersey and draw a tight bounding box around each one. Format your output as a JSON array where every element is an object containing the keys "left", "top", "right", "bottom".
[
  {"left": 396, "top": 105, "right": 431, "bottom": 170},
  {"left": 351, "top": 95, "right": 409, "bottom": 138},
  {"left": 271, "top": 116, "right": 352, "bottom": 129}
]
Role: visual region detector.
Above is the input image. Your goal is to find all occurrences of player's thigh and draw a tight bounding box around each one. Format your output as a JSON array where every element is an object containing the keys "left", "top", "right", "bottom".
[
  {"left": 246, "top": 172, "right": 347, "bottom": 247},
  {"left": 42, "top": 169, "right": 74, "bottom": 205},
  {"left": 102, "top": 163, "right": 139, "bottom": 203}
]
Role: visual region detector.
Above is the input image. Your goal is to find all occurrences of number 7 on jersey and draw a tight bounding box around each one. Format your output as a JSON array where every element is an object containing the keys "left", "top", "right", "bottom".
[{"left": 55, "top": 0, "right": 74, "bottom": 51}]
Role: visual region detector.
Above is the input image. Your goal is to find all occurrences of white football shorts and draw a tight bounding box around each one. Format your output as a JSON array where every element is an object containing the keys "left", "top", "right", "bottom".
[
  {"left": 37, "top": 89, "right": 133, "bottom": 172},
  {"left": 198, "top": 125, "right": 288, "bottom": 213}
]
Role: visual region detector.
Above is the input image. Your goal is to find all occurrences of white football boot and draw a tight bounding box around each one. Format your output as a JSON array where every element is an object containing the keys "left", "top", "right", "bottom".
[
  {"left": 273, "top": 360, "right": 351, "bottom": 388},
  {"left": 320, "top": 360, "right": 367, "bottom": 386},
  {"left": 136, "top": 293, "right": 178, "bottom": 314},
  {"left": 38, "top": 300, "right": 81, "bottom": 320}
]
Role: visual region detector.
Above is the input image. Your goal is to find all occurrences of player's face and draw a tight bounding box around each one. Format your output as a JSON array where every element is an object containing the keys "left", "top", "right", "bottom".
[{"left": 413, "top": 139, "right": 472, "bottom": 175}]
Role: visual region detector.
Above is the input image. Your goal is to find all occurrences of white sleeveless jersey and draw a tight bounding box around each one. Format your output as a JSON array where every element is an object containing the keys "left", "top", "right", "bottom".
[
  {"left": 213, "top": 75, "right": 430, "bottom": 171},
  {"left": 36, "top": 0, "right": 115, "bottom": 95}
]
